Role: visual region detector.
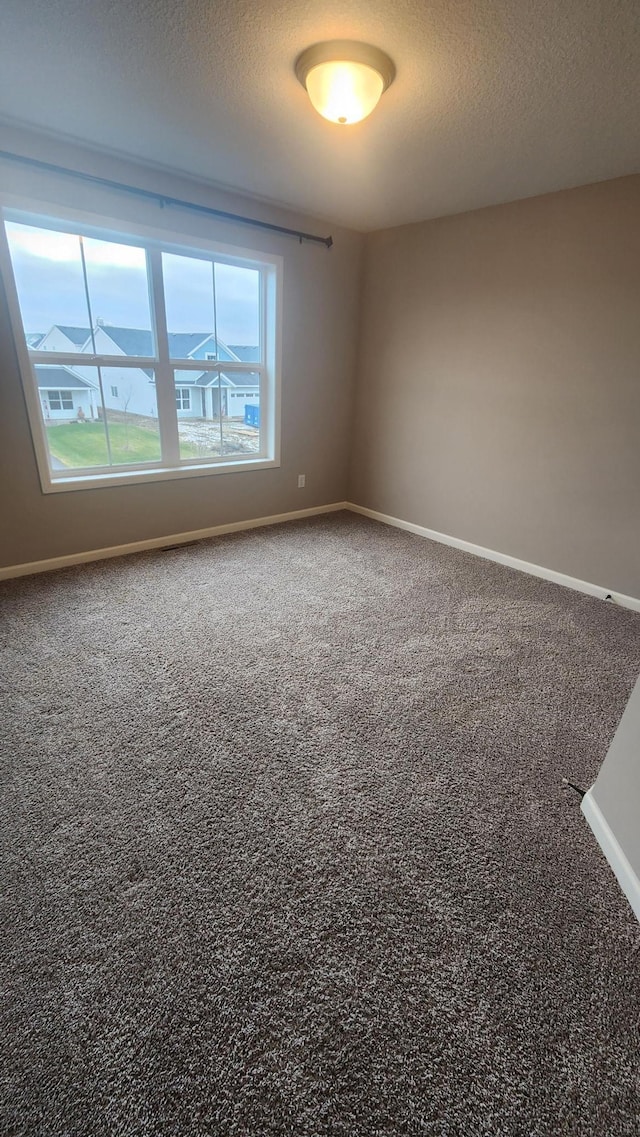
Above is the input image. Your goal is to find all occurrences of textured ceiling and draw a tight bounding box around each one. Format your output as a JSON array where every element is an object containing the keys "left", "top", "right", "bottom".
[{"left": 1, "top": 0, "right": 639, "bottom": 231}]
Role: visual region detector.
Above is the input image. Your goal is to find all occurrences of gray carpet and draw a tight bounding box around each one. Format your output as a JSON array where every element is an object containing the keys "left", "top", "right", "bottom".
[{"left": 1, "top": 511, "right": 639, "bottom": 1137}]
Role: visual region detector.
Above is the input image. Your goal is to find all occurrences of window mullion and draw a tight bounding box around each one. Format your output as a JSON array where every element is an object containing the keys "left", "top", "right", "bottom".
[
  {"left": 78, "top": 235, "right": 114, "bottom": 467},
  {"left": 148, "top": 248, "right": 179, "bottom": 466}
]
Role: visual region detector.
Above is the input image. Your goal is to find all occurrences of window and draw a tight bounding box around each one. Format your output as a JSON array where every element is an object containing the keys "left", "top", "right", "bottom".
[
  {"left": 48, "top": 390, "right": 74, "bottom": 411},
  {"left": 0, "top": 200, "right": 281, "bottom": 492}
]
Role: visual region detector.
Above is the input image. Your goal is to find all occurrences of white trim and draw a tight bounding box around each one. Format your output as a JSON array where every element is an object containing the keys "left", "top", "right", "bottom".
[
  {"left": 39, "top": 455, "right": 279, "bottom": 493},
  {"left": 0, "top": 502, "right": 348, "bottom": 581},
  {"left": 148, "top": 245, "right": 180, "bottom": 467},
  {"left": 345, "top": 504, "right": 640, "bottom": 612},
  {"left": 3, "top": 494, "right": 637, "bottom": 609},
  {"left": 0, "top": 217, "right": 56, "bottom": 488},
  {"left": 30, "top": 354, "right": 260, "bottom": 372},
  {"left": 581, "top": 789, "right": 640, "bottom": 923}
]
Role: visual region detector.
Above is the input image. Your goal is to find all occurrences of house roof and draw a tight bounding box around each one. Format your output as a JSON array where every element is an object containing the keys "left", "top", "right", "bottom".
[
  {"left": 39, "top": 324, "right": 248, "bottom": 367},
  {"left": 175, "top": 369, "right": 210, "bottom": 387},
  {"left": 26, "top": 332, "right": 45, "bottom": 348},
  {"left": 172, "top": 370, "right": 232, "bottom": 389},
  {"left": 95, "top": 325, "right": 222, "bottom": 359},
  {"left": 95, "top": 325, "right": 154, "bottom": 356},
  {"left": 169, "top": 332, "right": 216, "bottom": 357},
  {"left": 35, "top": 365, "right": 96, "bottom": 390},
  {"left": 56, "top": 325, "right": 92, "bottom": 347},
  {"left": 193, "top": 371, "right": 259, "bottom": 388},
  {"left": 228, "top": 345, "right": 260, "bottom": 362},
  {"left": 192, "top": 372, "right": 232, "bottom": 388}
]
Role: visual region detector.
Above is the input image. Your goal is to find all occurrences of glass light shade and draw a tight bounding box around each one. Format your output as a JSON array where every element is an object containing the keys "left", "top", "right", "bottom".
[{"left": 305, "top": 60, "right": 385, "bottom": 125}]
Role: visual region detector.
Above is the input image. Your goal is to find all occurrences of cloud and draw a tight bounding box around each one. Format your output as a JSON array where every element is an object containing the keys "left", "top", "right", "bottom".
[{"left": 5, "top": 221, "right": 260, "bottom": 344}]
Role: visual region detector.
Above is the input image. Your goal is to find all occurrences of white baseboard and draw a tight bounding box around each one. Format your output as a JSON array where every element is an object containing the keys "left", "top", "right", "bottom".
[
  {"left": 581, "top": 789, "right": 640, "bottom": 923},
  {"left": 4, "top": 499, "right": 639, "bottom": 615},
  {"left": 0, "top": 502, "right": 349, "bottom": 581},
  {"left": 346, "top": 503, "right": 640, "bottom": 613}
]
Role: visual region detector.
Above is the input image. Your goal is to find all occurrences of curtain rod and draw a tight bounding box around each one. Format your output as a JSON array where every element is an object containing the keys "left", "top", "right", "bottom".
[{"left": 0, "top": 148, "right": 334, "bottom": 249}]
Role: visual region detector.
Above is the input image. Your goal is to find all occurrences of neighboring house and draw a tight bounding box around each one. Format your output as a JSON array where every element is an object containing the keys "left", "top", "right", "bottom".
[
  {"left": 168, "top": 335, "right": 260, "bottom": 418},
  {"left": 37, "top": 324, "right": 92, "bottom": 353},
  {"left": 83, "top": 325, "right": 158, "bottom": 418},
  {"left": 32, "top": 323, "right": 260, "bottom": 421},
  {"left": 35, "top": 365, "right": 100, "bottom": 422},
  {"left": 176, "top": 369, "right": 260, "bottom": 420},
  {"left": 89, "top": 325, "right": 260, "bottom": 420}
]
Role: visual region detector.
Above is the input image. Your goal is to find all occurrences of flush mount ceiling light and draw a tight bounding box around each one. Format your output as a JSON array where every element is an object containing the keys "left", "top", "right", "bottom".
[{"left": 295, "top": 40, "right": 396, "bottom": 125}]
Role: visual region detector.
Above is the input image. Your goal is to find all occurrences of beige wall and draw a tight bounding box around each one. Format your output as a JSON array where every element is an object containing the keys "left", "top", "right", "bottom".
[
  {"left": 0, "top": 123, "right": 363, "bottom": 568},
  {"left": 350, "top": 175, "right": 640, "bottom": 598}
]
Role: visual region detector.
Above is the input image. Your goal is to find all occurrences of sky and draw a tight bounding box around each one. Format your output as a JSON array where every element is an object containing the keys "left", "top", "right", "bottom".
[{"left": 5, "top": 221, "right": 260, "bottom": 347}]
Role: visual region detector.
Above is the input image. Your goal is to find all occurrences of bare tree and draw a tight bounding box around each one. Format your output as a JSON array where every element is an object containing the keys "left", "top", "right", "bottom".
[{"left": 121, "top": 382, "right": 134, "bottom": 451}]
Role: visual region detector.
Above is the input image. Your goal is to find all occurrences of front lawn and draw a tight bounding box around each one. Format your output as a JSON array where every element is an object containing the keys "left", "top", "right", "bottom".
[{"left": 46, "top": 422, "right": 200, "bottom": 467}]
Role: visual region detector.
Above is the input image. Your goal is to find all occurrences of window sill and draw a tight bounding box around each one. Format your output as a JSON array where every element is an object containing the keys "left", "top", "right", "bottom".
[{"left": 41, "top": 455, "right": 279, "bottom": 494}]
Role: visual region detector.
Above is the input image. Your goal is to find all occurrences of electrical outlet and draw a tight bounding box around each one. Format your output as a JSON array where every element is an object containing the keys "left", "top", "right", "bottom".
[{"left": 298, "top": 474, "right": 306, "bottom": 488}]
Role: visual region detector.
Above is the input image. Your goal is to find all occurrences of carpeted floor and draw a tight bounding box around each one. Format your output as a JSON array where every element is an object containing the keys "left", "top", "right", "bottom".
[{"left": 1, "top": 511, "right": 640, "bottom": 1137}]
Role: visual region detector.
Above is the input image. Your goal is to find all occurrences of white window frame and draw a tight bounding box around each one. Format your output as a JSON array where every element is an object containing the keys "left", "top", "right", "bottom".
[
  {"left": 0, "top": 194, "right": 282, "bottom": 494},
  {"left": 175, "top": 387, "right": 191, "bottom": 411}
]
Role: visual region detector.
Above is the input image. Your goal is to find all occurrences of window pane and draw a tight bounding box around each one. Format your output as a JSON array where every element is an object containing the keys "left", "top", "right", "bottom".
[
  {"left": 224, "top": 372, "right": 260, "bottom": 455},
  {"left": 214, "top": 263, "right": 261, "bottom": 362},
  {"left": 5, "top": 221, "right": 91, "bottom": 351},
  {"left": 37, "top": 364, "right": 161, "bottom": 472},
  {"left": 177, "top": 370, "right": 261, "bottom": 460},
  {"left": 39, "top": 365, "right": 109, "bottom": 468},
  {"left": 174, "top": 370, "right": 206, "bottom": 457},
  {"left": 82, "top": 237, "right": 153, "bottom": 356},
  {"left": 100, "top": 367, "right": 161, "bottom": 466},
  {"left": 162, "top": 253, "right": 215, "bottom": 360},
  {"left": 162, "top": 254, "right": 261, "bottom": 364}
]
